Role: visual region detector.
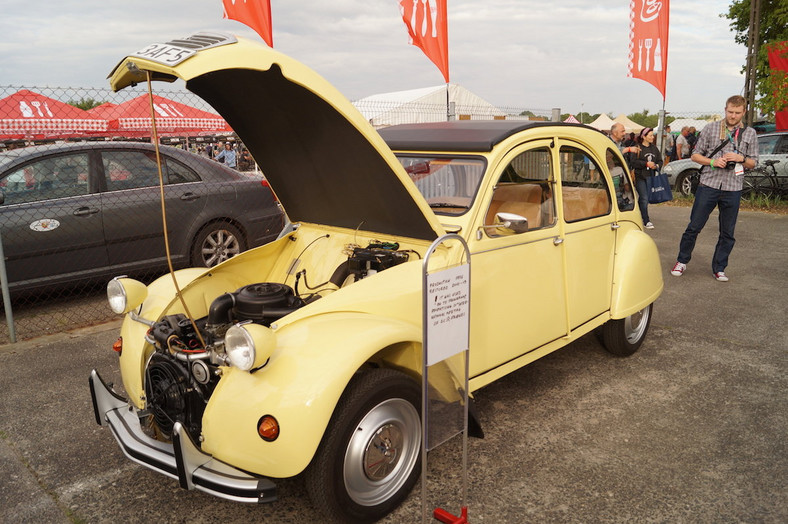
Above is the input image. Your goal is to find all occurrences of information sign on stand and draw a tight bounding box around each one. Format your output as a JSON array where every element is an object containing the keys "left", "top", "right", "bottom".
[{"left": 421, "top": 234, "right": 471, "bottom": 524}]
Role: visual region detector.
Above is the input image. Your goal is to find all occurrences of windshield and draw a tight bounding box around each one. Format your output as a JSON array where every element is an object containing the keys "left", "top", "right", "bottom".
[{"left": 395, "top": 156, "right": 486, "bottom": 216}]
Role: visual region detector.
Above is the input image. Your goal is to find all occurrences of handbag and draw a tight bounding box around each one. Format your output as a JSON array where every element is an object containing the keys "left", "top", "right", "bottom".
[{"left": 647, "top": 172, "right": 673, "bottom": 203}]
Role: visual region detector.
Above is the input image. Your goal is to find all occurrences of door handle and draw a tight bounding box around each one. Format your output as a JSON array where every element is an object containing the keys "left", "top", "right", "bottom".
[
  {"left": 180, "top": 193, "right": 200, "bottom": 201},
  {"left": 553, "top": 237, "right": 564, "bottom": 246},
  {"left": 611, "top": 222, "right": 621, "bottom": 230},
  {"left": 73, "top": 206, "right": 100, "bottom": 217}
]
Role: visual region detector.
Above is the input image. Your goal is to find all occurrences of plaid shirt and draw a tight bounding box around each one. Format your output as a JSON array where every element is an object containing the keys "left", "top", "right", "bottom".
[{"left": 696, "top": 121, "right": 759, "bottom": 191}]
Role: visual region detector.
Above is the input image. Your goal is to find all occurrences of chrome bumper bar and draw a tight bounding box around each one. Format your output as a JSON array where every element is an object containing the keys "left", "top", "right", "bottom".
[{"left": 89, "top": 369, "right": 276, "bottom": 504}]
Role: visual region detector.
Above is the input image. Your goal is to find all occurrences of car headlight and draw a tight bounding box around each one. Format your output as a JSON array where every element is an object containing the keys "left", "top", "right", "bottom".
[
  {"left": 107, "top": 277, "right": 148, "bottom": 314},
  {"left": 225, "top": 323, "right": 277, "bottom": 371},
  {"left": 662, "top": 164, "right": 674, "bottom": 175}
]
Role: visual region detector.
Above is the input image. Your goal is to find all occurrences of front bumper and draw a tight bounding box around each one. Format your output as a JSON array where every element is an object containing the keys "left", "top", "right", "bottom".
[{"left": 89, "top": 369, "right": 276, "bottom": 504}]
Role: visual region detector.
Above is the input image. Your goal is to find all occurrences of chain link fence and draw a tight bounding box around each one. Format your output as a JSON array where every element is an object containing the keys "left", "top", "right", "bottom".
[
  {"left": 0, "top": 85, "right": 287, "bottom": 343},
  {"left": 1, "top": 84, "right": 719, "bottom": 343}
]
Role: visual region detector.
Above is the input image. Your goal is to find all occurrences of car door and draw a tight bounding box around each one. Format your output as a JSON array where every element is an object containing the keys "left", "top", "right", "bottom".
[
  {"left": 0, "top": 151, "right": 108, "bottom": 290},
  {"left": 98, "top": 148, "right": 209, "bottom": 269},
  {"left": 555, "top": 142, "right": 616, "bottom": 329},
  {"left": 468, "top": 142, "right": 567, "bottom": 376}
]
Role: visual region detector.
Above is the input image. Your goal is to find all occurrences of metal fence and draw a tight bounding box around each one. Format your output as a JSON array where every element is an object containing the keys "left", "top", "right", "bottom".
[{"left": 0, "top": 84, "right": 719, "bottom": 343}]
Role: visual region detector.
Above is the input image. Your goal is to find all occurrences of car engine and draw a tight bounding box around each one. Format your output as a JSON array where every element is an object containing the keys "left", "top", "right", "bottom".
[{"left": 140, "top": 242, "right": 415, "bottom": 442}]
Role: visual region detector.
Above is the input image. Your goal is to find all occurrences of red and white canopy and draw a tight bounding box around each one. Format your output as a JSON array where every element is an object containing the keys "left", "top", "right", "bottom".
[
  {"left": 100, "top": 94, "right": 232, "bottom": 136},
  {"left": 0, "top": 89, "right": 108, "bottom": 139}
]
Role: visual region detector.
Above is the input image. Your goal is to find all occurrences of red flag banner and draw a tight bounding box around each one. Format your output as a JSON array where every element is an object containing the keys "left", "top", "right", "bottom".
[
  {"left": 627, "top": 0, "right": 669, "bottom": 99},
  {"left": 766, "top": 41, "right": 788, "bottom": 131},
  {"left": 223, "top": 0, "right": 273, "bottom": 48},
  {"left": 399, "top": 0, "right": 449, "bottom": 83}
]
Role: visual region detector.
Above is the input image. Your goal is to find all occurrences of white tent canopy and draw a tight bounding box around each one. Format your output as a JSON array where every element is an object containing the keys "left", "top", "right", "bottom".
[
  {"left": 587, "top": 113, "right": 616, "bottom": 132},
  {"left": 353, "top": 84, "right": 504, "bottom": 127},
  {"left": 614, "top": 114, "right": 644, "bottom": 134}
]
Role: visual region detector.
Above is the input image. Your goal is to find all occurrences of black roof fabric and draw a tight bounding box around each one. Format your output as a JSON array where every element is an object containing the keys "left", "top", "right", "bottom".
[{"left": 378, "top": 120, "right": 586, "bottom": 152}]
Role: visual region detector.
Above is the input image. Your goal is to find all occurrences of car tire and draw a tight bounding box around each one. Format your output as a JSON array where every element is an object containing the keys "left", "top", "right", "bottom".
[
  {"left": 675, "top": 169, "right": 699, "bottom": 196},
  {"left": 601, "top": 303, "right": 653, "bottom": 357},
  {"left": 305, "top": 368, "right": 422, "bottom": 523},
  {"left": 190, "top": 221, "right": 246, "bottom": 267}
]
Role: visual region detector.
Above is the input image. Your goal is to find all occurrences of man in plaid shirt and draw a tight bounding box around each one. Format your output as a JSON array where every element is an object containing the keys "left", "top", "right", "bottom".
[{"left": 670, "top": 95, "right": 759, "bottom": 282}]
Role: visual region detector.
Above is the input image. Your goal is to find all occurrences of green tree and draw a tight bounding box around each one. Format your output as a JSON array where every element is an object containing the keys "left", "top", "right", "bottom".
[
  {"left": 627, "top": 109, "right": 660, "bottom": 129},
  {"left": 723, "top": 0, "right": 788, "bottom": 118},
  {"left": 68, "top": 97, "right": 106, "bottom": 110}
]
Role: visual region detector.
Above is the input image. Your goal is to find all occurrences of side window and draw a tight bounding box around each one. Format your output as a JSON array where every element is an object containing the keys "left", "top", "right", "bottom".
[
  {"left": 757, "top": 136, "right": 779, "bottom": 156},
  {"left": 167, "top": 158, "right": 201, "bottom": 184},
  {"left": 559, "top": 146, "right": 612, "bottom": 222},
  {"left": 102, "top": 150, "right": 162, "bottom": 191},
  {"left": 0, "top": 153, "right": 89, "bottom": 205},
  {"left": 606, "top": 148, "right": 635, "bottom": 211},
  {"left": 485, "top": 147, "right": 555, "bottom": 236}
]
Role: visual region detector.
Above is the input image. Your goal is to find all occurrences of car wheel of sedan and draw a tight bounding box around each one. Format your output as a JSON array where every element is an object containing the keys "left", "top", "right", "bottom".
[
  {"left": 601, "top": 303, "right": 653, "bottom": 357},
  {"left": 305, "top": 368, "right": 422, "bottom": 523},
  {"left": 191, "top": 221, "right": 246, "bottom": 267},
  {"left": 676, "top": 169, "right": 699, "bottom": 196}
]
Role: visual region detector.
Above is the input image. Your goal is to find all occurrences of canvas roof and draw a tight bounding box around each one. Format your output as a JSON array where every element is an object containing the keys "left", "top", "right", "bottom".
[{"left": 587, "top": 113, "right": 617, "bottom": 132}]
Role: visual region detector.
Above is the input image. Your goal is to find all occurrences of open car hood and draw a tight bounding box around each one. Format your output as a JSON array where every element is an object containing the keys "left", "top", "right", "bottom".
[{"left": 108, "top": 32, "right": 444, "bottom": 241}]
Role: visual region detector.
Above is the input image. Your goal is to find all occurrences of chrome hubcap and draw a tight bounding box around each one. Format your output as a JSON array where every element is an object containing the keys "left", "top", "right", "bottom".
[
  {"left": 344, "top": 398, "right": 420, "bottom": 506},
  {"left": 624, "top": 306, "right": 649, "bottom": 344}
]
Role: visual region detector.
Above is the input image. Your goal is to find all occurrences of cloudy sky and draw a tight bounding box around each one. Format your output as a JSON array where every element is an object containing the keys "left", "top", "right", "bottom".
[{"left": 1, "top": 0, "right": 746, "bottom": 116}]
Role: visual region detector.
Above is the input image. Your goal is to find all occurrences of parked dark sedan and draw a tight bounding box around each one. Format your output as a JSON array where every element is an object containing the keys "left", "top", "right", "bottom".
[{"left": 0, "top": 141, "right": 283, "bottom": 295}]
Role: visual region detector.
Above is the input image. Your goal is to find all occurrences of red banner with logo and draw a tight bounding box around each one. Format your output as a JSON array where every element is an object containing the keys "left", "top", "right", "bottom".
[
  {"left": 399, "top": 0, "right": 449, "bottom": 83},
  {"left": 628, "top": 0, "right": 669, "bottom": 99},
  {"left": 766, "top": 41, "right": 788, "bottom": 131},
  {"left": 223, "top": 0, "right": 273, "bottom": 48}
]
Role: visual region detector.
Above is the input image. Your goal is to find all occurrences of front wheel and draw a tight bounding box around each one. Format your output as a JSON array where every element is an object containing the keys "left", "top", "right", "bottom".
[
  {"left": 306, "top": 369, "right": 422, "bottom": 523},
  {"left": 675, "top": 169, "right": 699, "bottom": 196},
  {"left": 190, "top": 221, "right": 246, "bottom": 267},
  {"left": 601, "top": 303, "right": 653, "bottom": 357}
]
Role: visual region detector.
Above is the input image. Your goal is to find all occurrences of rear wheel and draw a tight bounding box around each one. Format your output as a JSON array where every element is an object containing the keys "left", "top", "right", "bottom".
[
  {"left": 190, "top": 221, "right": 245, "bottom": 267},
  {"left": 601, "top": 303, "right": 653, "bottom": 357},
  {"left": 743, "top": 171, "right": 778, "bottom": 198},
  {"left": 306, "top": 369, "right": 422, "bottom": 523},
  {"left": 675, "top": 169, "right": 699, "bottom": 196}
]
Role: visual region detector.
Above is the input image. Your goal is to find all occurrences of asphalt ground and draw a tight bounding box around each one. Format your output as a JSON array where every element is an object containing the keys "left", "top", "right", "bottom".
[{"left": 0, "top": 204, "right": 786, "bottom": 523}]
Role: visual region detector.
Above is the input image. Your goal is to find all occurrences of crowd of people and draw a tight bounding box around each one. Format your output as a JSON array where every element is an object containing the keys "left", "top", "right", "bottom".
[{"left": 193, "top": 141, "right": 256, "bottom": 171}]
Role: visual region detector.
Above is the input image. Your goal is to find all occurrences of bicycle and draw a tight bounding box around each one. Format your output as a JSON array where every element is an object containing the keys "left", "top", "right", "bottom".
[{"left": 742, "top": 159, "right": 784, "bottom": 198}]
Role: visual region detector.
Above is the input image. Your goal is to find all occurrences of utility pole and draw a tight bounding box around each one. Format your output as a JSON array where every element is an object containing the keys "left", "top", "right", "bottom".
[{"left": 743, "top": 0, "right": 762, "bottom": 126}]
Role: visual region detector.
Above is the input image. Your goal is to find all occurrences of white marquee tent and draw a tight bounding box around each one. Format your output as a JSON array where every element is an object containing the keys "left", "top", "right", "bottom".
[
  {"left": 587, "top": 113, "right": 617, "bottom": 132},
  {"left": 614, "top": 114, "right": 645, "bottom": 133},
  {"left": 353, "top": 84, "right": 504, "bottom": 127}
]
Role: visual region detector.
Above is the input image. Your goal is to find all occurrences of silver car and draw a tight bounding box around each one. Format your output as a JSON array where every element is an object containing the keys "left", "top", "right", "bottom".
[{"left": 662, "top": 130, "right": 787, "bottom": 196}]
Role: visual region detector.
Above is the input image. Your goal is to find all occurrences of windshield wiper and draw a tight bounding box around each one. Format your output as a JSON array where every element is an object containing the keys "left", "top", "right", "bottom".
[{"left": 428, "top": 202, "right": 469, "bottom": 209}]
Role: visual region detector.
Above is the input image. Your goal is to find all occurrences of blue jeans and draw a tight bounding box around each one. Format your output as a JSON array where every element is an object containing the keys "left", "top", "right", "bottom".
[
  {"left": 635, "top": 178, "right": 650, "bottom": 224},
  {"left": 677, "top": 185, "right": 741, "bottom": 273}
]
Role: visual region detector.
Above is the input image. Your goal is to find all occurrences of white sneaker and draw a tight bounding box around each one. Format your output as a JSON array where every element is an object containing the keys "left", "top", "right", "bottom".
[
  {"left": 645, "top": 222, "right": 655, "bottom": 229},
  {"left": 671, "top": 262, "right": 686, "bottom": 276},
  {"left": 714, "top": 272, "right": 729, "bottom": 282}
]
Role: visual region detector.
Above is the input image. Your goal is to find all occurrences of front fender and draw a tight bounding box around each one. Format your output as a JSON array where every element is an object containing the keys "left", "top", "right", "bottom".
[
  {"left": 610, "top": 228, "right": 663, "bottom": 319},
  {"left": 200, "top": 311, "right": 421, "bottom": 478}
]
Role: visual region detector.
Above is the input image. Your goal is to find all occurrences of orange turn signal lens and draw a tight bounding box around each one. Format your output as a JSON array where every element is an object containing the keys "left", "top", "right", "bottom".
[
  {"left": 257, "top": 415, "right": 279, "bottom": 442},
  {"left": 112, "top": 337, "right": 123, "bottom": 356}
]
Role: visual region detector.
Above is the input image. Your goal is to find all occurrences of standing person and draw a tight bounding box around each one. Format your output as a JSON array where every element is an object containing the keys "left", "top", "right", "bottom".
[
  {"left": 675, "top": 127, "right": 691, "bottom": 159},
  {"left": 215, "top": 142, "right": 237, "bottom": 168},
  {"left": 687, "top": 126, "right": 698, "bottom": 156},
  {"left": 670, "top": 95, "right": 758, "bottom": 282},
  {"left": 610, "top": 123, "right": 640, "bottom": 167},
  {"left": 662, "top": 124, "right": 675, "bottom": 165},
  {"left": 629, "top": 127, "right": 662, "bottom": 230}
]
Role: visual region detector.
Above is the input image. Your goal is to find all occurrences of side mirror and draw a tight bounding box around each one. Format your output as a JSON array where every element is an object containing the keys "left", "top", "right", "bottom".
[{"left": 495, "top": 212, "right": 529, "bottom": 234}]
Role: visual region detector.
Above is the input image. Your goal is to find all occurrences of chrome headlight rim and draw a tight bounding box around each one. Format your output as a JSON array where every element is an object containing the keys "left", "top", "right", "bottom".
[
  {"left": 107, "top": 277, "right": 129, "bottom": 314},
  {"left": 225, "top": 323, "right": 257, "bottom": 371}
]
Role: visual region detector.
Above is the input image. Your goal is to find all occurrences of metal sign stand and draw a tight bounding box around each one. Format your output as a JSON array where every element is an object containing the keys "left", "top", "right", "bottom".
[{"left": 421, "top": 233, "right": 471, "bottom": 524}]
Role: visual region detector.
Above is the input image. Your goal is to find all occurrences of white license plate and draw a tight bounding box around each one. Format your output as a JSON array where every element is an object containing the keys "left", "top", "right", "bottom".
[{"left": 131, "top": 43, "right": 196, "bottom": 66}]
